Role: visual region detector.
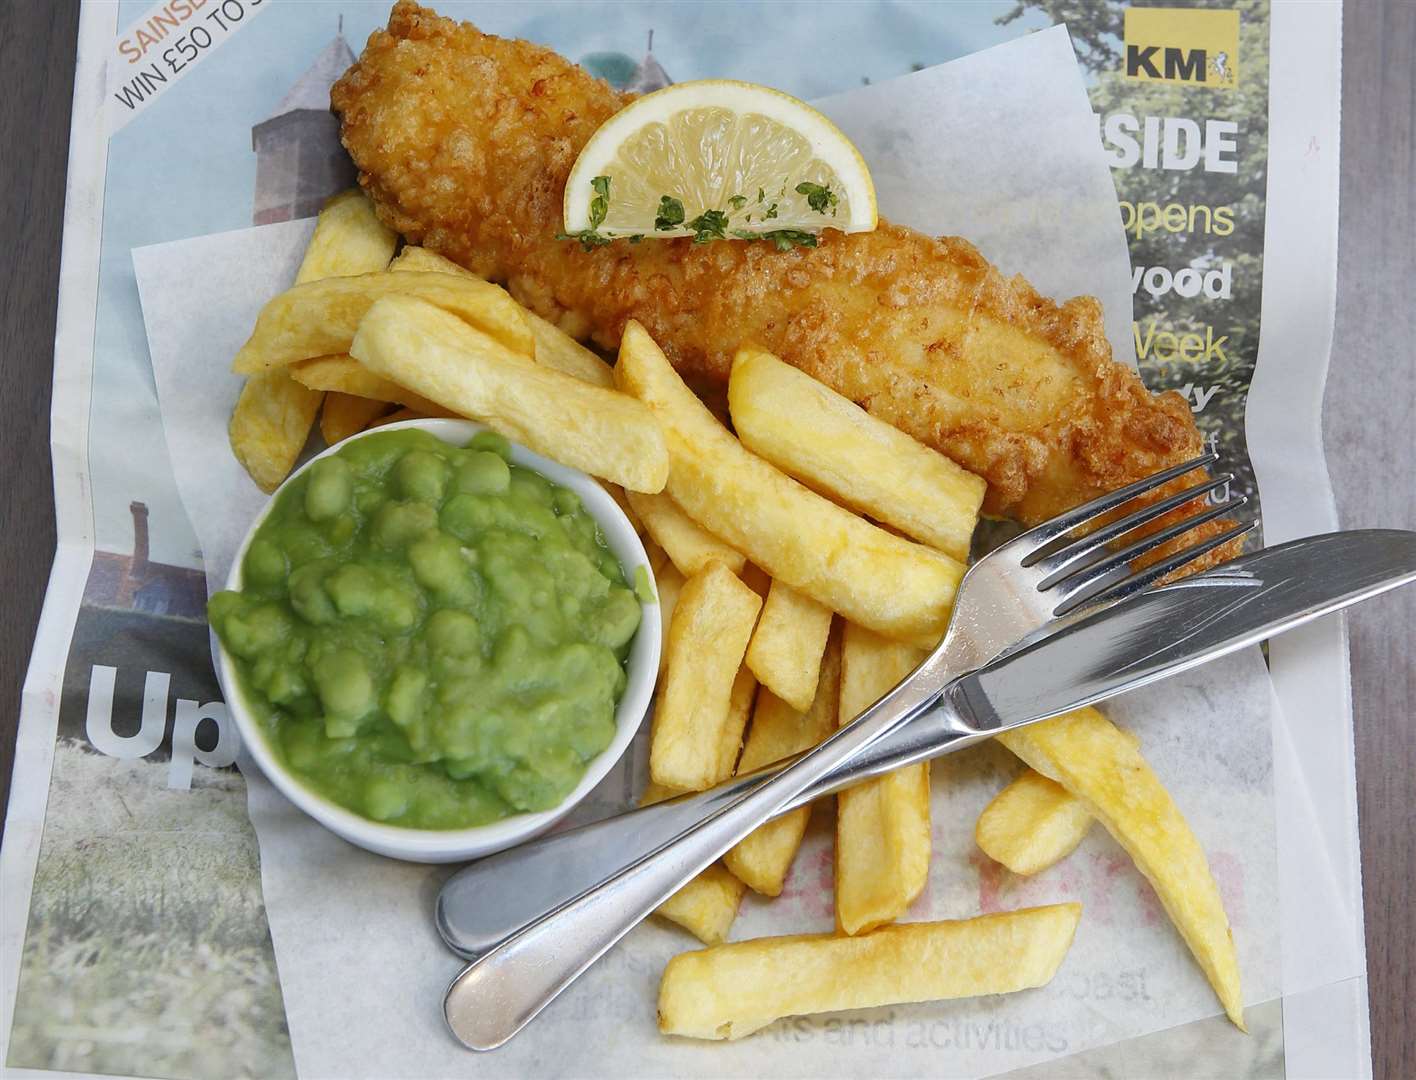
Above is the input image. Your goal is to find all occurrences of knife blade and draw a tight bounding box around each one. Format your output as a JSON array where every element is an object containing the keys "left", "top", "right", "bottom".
[{"left": 943, "top": 529, "right": 1416, "bottom": 735}]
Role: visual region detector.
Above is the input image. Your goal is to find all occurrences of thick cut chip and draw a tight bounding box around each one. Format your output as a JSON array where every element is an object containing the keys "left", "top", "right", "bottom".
[
  {"left": 729, "top": 347, "right": 986, "bottom": 562},
  {"left": 745, "top": 579, "right": 834, "bottom": 713},
  {"left": 641, "top": 782, "right": 748, "bottom": 945},
  {"left": 295, "top": 190, "right": 398, "bottom": 284},
  {"left": 836, "top": 767, "right": 931, "bottom": 935},
  {"left": 836, "top": 622, "right": 930, "bottom": 935},
  {"left": 523, "top": 316, "right": 615, "bottom": 386},
  {"left": 231, "top": 270, "right": 534, "bottom": 374},
  {"left": 658, "top": 904, "right": 1082, "bottom": 1040},
  {"left": 626, "top": 489, "right": 746, "bottom": 576},
  {"left": 391, "top": 245, "right": 614, "bottom": 387},
  {"left": 976, "top": 769, "right": 1093, "bottom": 876},
  {"left": 649, "top": 563, "right": 762, "bottom": 792},
  {"left": 616, "top": 321, "right": 962, "bottom": 645},
  {"left": 723, "top": 625, "right": 843, "bottom": 896},
  {"left": 351, "top": 295, "right": 669, "bottom": 493},
  {"left": 320, "top": 391, "right": 390, "bottom": 445},
  {"left": 229, "top": 370, "right": 323, "bottom": 493},
  {"left": 718, "top": 666, "right": 759, "bottom": 780},
  {"left": 230, "top": 190, "right": 396, "bottom": 490},
  {"left": 740, "top": 635, "right": 841, "bottom": 790},
  {"left": 998, "top": 707, "right": 1245, "bottom": 1030},
  {"left": 290, "top": 353, "right": 446, "bottom": 413},
  {"left": 654, "top": 863, "right": 749, "bottom": 947}
]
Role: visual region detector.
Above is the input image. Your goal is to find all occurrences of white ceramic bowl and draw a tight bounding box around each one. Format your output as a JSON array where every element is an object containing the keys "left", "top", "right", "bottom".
[{"left": 213, "top": 418, "right": 660, "bottom": 863}]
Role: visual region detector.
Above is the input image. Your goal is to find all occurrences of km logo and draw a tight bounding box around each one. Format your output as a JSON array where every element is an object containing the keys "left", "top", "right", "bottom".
[{"left": 1123, "top": 7, "right": 1239, "bottom": 89}]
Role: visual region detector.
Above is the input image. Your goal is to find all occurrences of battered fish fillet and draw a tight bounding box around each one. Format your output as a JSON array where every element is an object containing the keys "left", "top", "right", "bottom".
[{"left": 333, "top": 1, "right": 1223, "bottom": 535}]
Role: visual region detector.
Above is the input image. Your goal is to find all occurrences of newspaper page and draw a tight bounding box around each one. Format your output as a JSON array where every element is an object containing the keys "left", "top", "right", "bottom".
[{"left": 0, "top": 2, "right": 1353, "bottom": 1078}]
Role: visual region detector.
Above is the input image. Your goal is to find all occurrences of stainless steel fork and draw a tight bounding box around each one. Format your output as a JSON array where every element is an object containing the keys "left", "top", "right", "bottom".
[{"left": 441, "top": 453, "right": 1250, "bottom": 1050}]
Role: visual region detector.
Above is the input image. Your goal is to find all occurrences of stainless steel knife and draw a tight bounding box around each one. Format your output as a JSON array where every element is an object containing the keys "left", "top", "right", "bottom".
[{"left": 438, "top": 527, "right": 1416, "bottom": 967}]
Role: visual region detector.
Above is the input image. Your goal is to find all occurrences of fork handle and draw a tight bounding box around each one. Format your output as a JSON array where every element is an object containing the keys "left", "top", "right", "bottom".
[
  {"left": 436, "top": 699, "right": 971, "bottom": 960},
  {"left": 442, "top": 650, "right": 972, "bottom": 1051}
]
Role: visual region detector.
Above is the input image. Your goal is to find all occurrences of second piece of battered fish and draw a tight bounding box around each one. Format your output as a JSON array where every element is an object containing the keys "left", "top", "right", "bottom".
[{"left": 332, "top": 1, "right": 1208, "bottom": 526}]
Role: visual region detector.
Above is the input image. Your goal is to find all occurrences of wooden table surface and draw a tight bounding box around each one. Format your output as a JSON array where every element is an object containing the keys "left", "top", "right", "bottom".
[{"left": 0, "top": 1, "right": 1410, "bottom": 1076}]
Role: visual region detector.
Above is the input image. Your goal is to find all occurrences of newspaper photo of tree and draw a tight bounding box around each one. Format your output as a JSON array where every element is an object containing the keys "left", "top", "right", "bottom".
[{"left": 5, "top": 595, "right": 295, "bottom": 1080}]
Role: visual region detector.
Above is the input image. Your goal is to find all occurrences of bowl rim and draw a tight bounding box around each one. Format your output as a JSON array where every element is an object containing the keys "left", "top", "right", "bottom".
[{"left": 213, "top": 417, "right": 661, "bottom": 860}]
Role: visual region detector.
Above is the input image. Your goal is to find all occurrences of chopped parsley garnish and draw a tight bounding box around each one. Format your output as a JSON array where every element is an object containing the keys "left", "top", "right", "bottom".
[
  {"left": 589, "top": 176, "right": 611, "bottom": 228},
  {"left": 731, "top": 228, "right": 819, "bottom": 252},
  {"left": 687, "top": 209, "right": 730, "bottom": 244},
  {"left": 685, "top": 209, "right": 730, "bottom": 243},
  {"left": 654, "top": 195, "right": 686, "bottom": 231},
  {"left": 558, "top": 174, "right": 835, "bottom": 252},
  {"left": 765, "top": 229, "right": 819, "bottom": 251},
  {"left": 558, "top": 176, "right": 614, "bottom": 250},
  {"left": 554, "top": 229, "right": 612, "bottom": 252},
  {"left": 795, "top": 181, "right": 838, "bottom": 215}
]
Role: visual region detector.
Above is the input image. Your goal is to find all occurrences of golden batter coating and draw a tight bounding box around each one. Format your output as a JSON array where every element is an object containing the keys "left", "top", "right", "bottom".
[{"left": 333, "top": 1, "right": 1216, "bottom": 534}]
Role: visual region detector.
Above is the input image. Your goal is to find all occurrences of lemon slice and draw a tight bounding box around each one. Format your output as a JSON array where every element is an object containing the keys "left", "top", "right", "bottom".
[{"left": 564, "top": 80, "right": 877, "bottom": 243}]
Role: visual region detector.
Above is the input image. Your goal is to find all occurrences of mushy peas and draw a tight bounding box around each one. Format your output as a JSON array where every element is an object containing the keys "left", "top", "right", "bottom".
[{"left": 209, "top": 429, "right": 641, "bottom": 829}]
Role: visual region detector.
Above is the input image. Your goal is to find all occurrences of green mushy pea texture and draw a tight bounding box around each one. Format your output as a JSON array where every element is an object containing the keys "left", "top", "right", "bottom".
[{"left": 209, "top": 429, "right": 641, "bottom": 829}]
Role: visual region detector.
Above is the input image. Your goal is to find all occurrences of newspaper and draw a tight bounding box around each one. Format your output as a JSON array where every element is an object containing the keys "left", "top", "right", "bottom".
[
  {"left": 133, "top": 28, "right": 1283, "bottom": 1078},
  {"left": 0, "top": 2, "right": 1356, "bottom": 1078}
]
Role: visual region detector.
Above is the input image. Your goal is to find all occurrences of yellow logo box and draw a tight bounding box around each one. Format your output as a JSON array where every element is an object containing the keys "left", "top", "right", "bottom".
[{"left": 1123, "top": 7, "right": 1240, "bottom": 89}]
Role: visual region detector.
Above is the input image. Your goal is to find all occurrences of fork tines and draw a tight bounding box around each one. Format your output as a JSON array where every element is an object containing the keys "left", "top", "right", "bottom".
[{"left": 1015, "top": 454, "right": 1256, "bottom": 617}]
